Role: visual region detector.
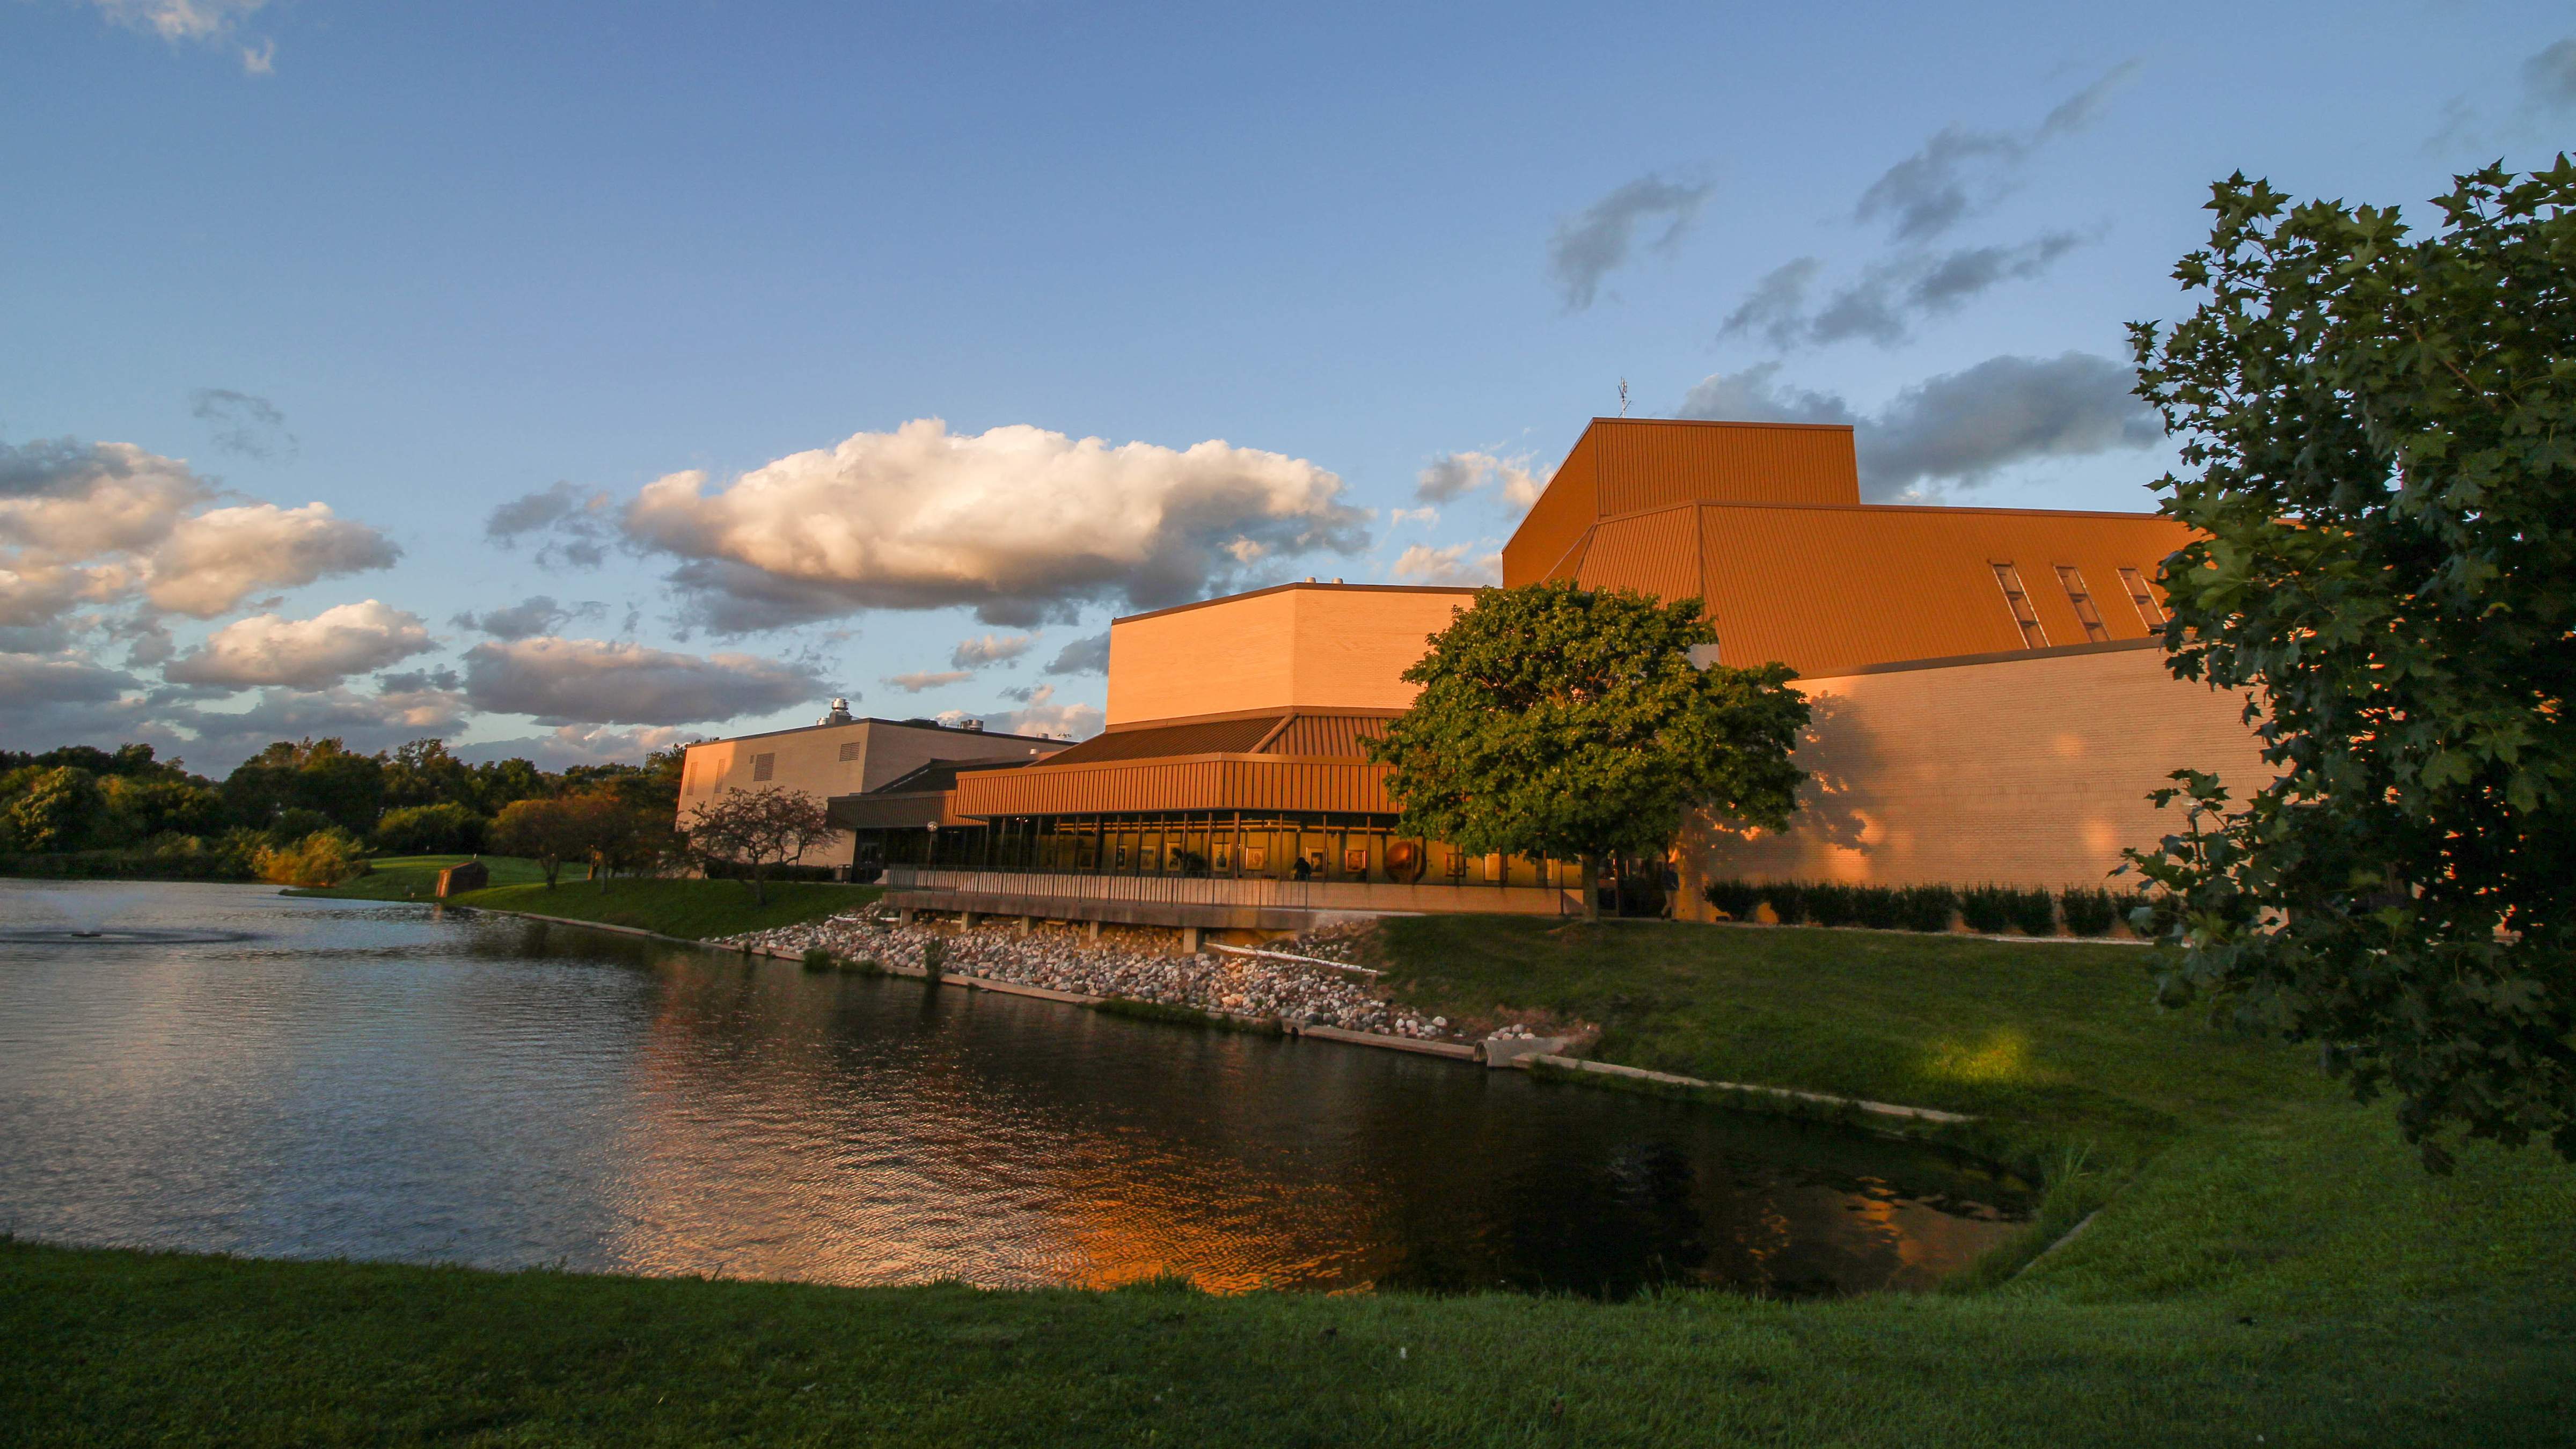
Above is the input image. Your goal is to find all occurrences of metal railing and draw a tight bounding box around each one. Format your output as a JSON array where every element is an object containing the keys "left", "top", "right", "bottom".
[{"left": 884, "top": 866, "right": 1576, "bottom": 916}]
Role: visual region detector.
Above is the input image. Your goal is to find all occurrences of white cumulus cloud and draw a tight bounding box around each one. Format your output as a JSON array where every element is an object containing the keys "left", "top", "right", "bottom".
[
  {"left": 164, "top": 600, "right": 435, "bottom": 690},
  {"left": 1414, "top": 451, "right": 1547, "bottom": 513},
  {"left": 0, "top": 438, "right": 398, "bottom": 627},
  {"left": 623, "top": 418, "right": 1371, "bottom": 630},
  {"left": 1389, "top": 543, "right": 1501, "bottom": 587},
  {"left": 463, "top": 635, "right": 821, "bottom": 727},
  {"left": 949, "top": 631, "right": 1036, "bottom": 669},
  {"left": 145, "top": 503, "right": 401, "bottom": 618}
]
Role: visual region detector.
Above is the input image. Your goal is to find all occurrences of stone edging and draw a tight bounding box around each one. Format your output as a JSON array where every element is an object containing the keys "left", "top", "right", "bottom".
[
  {"left": 469, "top": 906, "right": 1463, "bottom": 1057},
  {"left": 467, "top": 906, "right": 1957, "bottom": 1115}
]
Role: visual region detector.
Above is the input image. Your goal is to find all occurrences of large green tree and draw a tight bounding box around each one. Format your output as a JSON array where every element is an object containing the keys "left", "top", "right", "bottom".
[
  {"left": 2126, "top": 161, "right": 2576, "bottom": 1168},
  {"left": 1366, "top": 582, "right": 1809, "bottom": 922},
  {"left": 221, "top": 738, "right": 386, "bottom": 835}
]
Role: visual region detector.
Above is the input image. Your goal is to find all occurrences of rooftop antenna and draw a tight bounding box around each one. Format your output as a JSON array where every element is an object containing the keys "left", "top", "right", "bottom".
[{"left": 1618, "top": 377, "right": 1629, "bottom": 418}]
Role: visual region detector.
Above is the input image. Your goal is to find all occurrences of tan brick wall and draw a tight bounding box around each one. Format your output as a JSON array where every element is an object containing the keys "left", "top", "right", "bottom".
[
  {"left": 678, "top": 721, "right": 1067, "bottom": 868},
  {"left": 1107, "top": 584, "right": 1474, "bottom": 725},
  {"left": 1686, "top": 643, "right": 2272, "bottom": 893}
]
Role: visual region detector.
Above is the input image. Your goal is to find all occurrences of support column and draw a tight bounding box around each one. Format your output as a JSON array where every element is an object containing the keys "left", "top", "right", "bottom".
[
  {"left": 1179, "top": 925, "right": 1201, "bottom": 954},
  {"left": 1085, "top": 918, "right": 1101, "bottom": 941},
  {"left": 897, "top": 908, "right": 914, "bottom": 927},
  {"left": 1019, "top": 914, "right": 1034, "bottom": 935},
  {"left": 961, "top": 910, "right": 978, "bottom": 930}
]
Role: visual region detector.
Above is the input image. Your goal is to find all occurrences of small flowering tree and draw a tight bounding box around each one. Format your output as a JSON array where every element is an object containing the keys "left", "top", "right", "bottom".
[{"left": 679, "top": 786, "right": 836, "bottom": 905}]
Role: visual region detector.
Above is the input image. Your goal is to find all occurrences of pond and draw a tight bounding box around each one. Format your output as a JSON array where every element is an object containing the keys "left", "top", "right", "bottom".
[{"left": 0, "top": 880, "right": 2029, "bottom": 1297}]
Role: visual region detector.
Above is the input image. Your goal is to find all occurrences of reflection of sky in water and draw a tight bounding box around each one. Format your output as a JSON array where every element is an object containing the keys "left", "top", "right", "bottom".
[{"left": 0, "top": 881, "right": 2028, "bottom": 1298}]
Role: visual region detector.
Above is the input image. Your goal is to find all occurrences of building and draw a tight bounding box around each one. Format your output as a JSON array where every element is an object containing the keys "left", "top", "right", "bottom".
[
  {"left": 676, "top": 707, "right": 1073, "bottom": 874},
  {"left": 839, "top": 416, "right": 2269, "bottom": 933}
]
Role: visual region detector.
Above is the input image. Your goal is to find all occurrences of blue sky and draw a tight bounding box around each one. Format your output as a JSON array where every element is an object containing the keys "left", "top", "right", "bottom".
[{"left": 4, "top": 0, "right": 2570, "bottom": 772}]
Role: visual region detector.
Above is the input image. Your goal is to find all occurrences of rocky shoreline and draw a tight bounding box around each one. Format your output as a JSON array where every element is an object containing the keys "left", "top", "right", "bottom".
[{"left": 707, "top": 913, "right": 1460, "bottom": 1041}]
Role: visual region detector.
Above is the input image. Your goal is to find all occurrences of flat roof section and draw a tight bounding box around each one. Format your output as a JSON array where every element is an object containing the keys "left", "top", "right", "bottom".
[
  {"left": 1114, "top": 580, "right": 1479, "bottom": 627},
  {"left": 684, "top": 715, "right": 1071, "bottom": 747}
]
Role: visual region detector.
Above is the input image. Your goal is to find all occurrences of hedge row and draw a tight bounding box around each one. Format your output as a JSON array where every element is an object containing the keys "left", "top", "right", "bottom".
[{"left": 1700, "top": 879, "right": 2143, "bottom": 938}]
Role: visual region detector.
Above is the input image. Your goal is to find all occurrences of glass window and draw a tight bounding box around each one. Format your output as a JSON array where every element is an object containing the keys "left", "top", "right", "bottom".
[
  {"left": 2053, "top": 565, "right": 2111, "bottom": 643},
  {"left": 2119, "top": 567, "right": 2167, "bottom": 631},
  {"left": 751, "top": 752, "right": 775, "bottom": 782},
  {"left": 1990, "top": 564, "right": 2049, "bottom": 649}
]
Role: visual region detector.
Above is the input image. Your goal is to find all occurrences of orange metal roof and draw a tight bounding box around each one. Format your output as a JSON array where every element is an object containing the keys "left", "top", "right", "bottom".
[
  {"left": 1558, "top": 500, "right": 2191, "bottom": 678},
  {"left": 1502, "top": 418, "right": 1862, "bottom": 583},
  {"left": 1040, "top": 715, "right": 1286, "bottom": 765},
  {"left": 948, "top": 710, "right": 1401, "bottom": 818}
]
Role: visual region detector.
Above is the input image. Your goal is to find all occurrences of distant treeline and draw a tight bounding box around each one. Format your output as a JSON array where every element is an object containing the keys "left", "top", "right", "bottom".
[{"left": 0, "top": 737, "right": 686, "bottom": 879}]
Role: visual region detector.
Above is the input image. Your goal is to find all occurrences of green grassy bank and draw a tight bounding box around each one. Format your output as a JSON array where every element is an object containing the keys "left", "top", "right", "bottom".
[
  {"left": 6, "top": 916, "right": 2571, "bottom": 1444},
  {"left": 281, "top": 854, "right": 552, "bottom": 901},
  {"left": 284, "top": 858, "right": 881, "bottom": 940},
  {"left": 451, "top": 877, "right": 881, "bottom": 941}
]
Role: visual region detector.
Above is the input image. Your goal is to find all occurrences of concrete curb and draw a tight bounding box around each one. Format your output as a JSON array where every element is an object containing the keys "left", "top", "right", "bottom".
[{"left": 1528, "top": 1055, "right": 1975, "bottom": 1124}]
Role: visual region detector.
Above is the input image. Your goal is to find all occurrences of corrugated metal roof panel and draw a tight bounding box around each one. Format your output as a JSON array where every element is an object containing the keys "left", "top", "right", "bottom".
[
  {"left": 1686, "top": 503, "right": 2197, "bottom": 677},
  {"left": 1593, "top": 419, "right": 1861, "bottom": 515},
  {"left": 1575, "top": 506, "right": 1703, "bottom": 604},
  {"left": 1264, "top": 713, "right": 1397, "bottom": 759},
  {"left": 1037, "top": 715, "right": 1285, "bottom": 766},
  {"left": 1500, "top": 426, "right": 1597, "bottom": 584},
  {"left": 953, "top": 756, "right": 1397, "bottom": 817}
]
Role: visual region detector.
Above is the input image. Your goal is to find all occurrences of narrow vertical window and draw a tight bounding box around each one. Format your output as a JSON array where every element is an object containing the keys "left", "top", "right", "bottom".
[
  {"left": 752, "top": 752, "right": 775, "bottom": 782},
  {"left": 2118, "top": 567, "right": 2167, "bottom": 632},
  {"left": 2053, "top": 565, "right": 2111, "bottom": 643},
  {"left": 1990, "top": 563, "right": 2049, "bottom": 649}
]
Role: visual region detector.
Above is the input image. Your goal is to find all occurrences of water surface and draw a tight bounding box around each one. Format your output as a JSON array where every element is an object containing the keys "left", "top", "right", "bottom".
[{"left": 0, "top": 880, "right": 2026, "bottom": 1296}]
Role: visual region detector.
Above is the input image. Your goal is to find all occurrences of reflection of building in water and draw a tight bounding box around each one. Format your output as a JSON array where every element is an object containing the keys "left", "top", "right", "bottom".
[
  {"left": 578, "top": 949, "right": 2020, "bottom": 1295},
  {"left": 783, "top": 416, "right": 2272, "bottom": 933}
]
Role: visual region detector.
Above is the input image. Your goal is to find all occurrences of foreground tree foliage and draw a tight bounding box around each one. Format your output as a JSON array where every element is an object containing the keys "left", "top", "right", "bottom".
[
  {"left": 679, "top": 786, "right": 836, "bottom": 905},
  {"left": 2126, "top": 160, "right": 2576, "bottom": 1168},
  {"left": 1367, "top": 583, "right": 1809, "bottom": 922}
]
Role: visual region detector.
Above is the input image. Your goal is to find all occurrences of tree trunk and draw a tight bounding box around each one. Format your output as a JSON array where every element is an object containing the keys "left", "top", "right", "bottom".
[
  {"left": 750, "top": 864, "right": 766, "bottom": 906},
  {"left": 1581, "top": 852, "right": 1601, "bottom": 923},
  {"left": 1674, "top": 813, "right": 1706, "bottom": 924},
  {"left": 1611, "top": 852, "right": 1626, "bottom": 918}
]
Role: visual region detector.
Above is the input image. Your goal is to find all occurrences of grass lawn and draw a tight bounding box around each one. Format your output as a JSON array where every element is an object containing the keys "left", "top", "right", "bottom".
[
  {"left": 449, "top": 876, "right": 880, "bottom": 941},
  {"left": 288, "top": 859, "right": 880, "bottom": 940},
  {"left": 5, "top": 916, "right": 2570, "bottom": 1445},
  {"left": 282, "top": 854, "right": 552, "bottom": 902}
]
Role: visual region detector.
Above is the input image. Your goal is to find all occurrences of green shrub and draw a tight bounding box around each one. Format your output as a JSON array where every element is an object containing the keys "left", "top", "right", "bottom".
[
  {"left": 2008, "top": 887, "right": 2059, "bottom": 937},
  {"left": 254, "top": 830, "right": 370, "bottom": 887},
  {"left": 801, "top": 946, "right": 836, "bottom": 972},
  {"left": 2058, "top": 886, "right": 2121, "bottom": 937},
  {"left": 1896, "top": 884, "right": 1958, "bottom": 933},
  {"left": 1761, "top": 881, "right": 1809, "bottom": 925},
  {"left": 839, "top": 956, "right": 882, "bottom": 975},
  {"left": 1851, "top": 884, "right": 1904, "bottom": 930},
  {"left": 920, "top": 938, "right": 946, "bottom": 981},
  {"left": 1702, "top": 879, "right": 1761, "bottom": 920},
  {"left": 1959, "top": 885, "right": 2014, "bottom": 935},
  {"left": 1804, "top": 882, "right": 1857, "bottom": 927}
]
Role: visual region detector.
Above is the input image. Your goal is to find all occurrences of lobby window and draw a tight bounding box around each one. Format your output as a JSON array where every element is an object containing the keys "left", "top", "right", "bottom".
[
  {"left": 2053, "top": 565, "right": 2111, "bottom": 643},
  {"left": 1990, "top": 564, "right": 2049, "bottom": 649},
  {"left": 751, "top": 752, "right": 775, "bottom": 782},
  {"left": 2119, "top": 567, "right": 2167, "bottom": 632}
]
